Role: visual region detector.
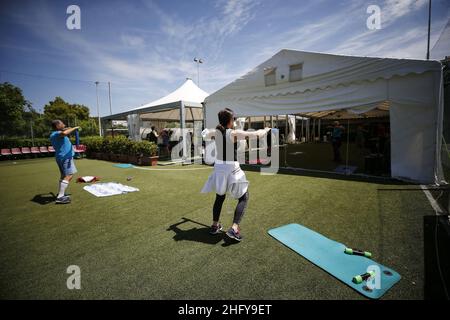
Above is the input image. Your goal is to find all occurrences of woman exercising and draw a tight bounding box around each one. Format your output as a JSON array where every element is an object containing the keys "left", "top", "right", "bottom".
[{"left": 201, "top": 108, "right": 269, "bottom": 241}]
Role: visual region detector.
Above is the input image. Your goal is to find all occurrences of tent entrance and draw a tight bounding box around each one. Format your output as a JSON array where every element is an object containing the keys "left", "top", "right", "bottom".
[
  {"left": 285, "top": 105, "right": 391, "bottom": 177},
  {"left": 242, "top": 105, "right": 391, "bottom": 178}
]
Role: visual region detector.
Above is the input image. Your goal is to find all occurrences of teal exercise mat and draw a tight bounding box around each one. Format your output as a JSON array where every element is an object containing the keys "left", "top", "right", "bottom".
[
  {"left": 113, "top": 163, "right": 133, "bottom": 168},
  {"left": 268, "top": 223, "right": 401, "bottom": 299}
]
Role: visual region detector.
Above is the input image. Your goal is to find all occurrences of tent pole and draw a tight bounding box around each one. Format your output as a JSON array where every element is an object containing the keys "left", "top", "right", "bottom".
[
  {"left": 306, "top": 118, "right": 309, "bottom": 142},
  {"left": 308, "top": 118, "right": 311, "bottom": 142},
  {"left": 271, "top": 116, "right": 274, "bottom": 128},
  {"left": 286, "top": 115, "right": 289, "bottom": 139},
  {"left": 314, "top": 118, "right": 317, "bottom": 142},
  {"left": 301, "top": 117, "right": 304, "bottom": 142},
  {"left": 180, "top": 101, "right": 187, "bottom": 160},
  {"left": 201, "top": 102, "right": 206, "bottom": 129},
  {"left": 318, "top": 119, "right": 321, "bottom": 142},
  {"left": 345, "top": 118, "right": 350, "bottom": 174}
]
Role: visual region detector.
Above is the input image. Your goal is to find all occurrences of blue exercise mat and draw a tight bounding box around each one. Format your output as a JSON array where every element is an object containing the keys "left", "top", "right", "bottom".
[
  {"left": 268, "top": 223, "right": 401, "bottom": 299},
  {"left": 113, "top": 163, "right": 133, "bottom": 168}
]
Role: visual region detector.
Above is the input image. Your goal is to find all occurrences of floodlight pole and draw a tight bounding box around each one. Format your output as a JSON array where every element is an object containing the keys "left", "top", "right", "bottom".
[
  {"left": 95, "top": 81, "right": 102, "bottom": 136},
  {"left": 194, "top": 58, "right": 203, "bottom": 86},
  {"left": 30, "top": 119, "right": 34, "bottom": 147},
  {"left": 108, "top": 81, "right": 114, "bottom": 137},
  {"left": 427, "top": 0, "right": 431, "bottom": 60}
]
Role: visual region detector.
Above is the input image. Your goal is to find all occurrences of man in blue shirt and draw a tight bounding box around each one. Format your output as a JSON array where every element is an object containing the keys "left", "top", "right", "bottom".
[
  {"left": 50, "top": 120, "right": 79, "bottom": 204},
  {"left": 329, "top": 121, "right": 345, "bottom": 162}
]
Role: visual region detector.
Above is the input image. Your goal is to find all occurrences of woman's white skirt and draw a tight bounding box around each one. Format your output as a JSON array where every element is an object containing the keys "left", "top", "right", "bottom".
[{"left": 201, "top": 162, "right": 249, "bottom": 199}]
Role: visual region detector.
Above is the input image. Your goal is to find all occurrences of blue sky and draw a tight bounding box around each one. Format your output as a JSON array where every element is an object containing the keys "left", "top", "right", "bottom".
[{"left": 0, "top": 0, "right": 449, "bottom": 116}]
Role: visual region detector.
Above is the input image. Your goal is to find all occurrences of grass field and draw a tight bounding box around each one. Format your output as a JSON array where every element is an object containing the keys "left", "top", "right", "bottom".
[{"left": 0, "top": 157, "right": 438, "bottom": 299}]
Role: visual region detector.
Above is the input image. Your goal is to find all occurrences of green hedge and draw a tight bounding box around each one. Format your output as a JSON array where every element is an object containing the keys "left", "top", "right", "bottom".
[{"left": 84, "top": 136, "right": 158, "bottom": 156}]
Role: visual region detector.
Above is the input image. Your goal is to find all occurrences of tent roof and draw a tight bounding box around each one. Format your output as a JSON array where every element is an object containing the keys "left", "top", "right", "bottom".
[
  {"left": 102, "top": 79, "right": 208, "bottom": 121},
  {"left": 205, "top": 49, "right": 441, "bottom": 104},
  {"left": 132, "top": 78, "right": 208, "bottom": 112}
]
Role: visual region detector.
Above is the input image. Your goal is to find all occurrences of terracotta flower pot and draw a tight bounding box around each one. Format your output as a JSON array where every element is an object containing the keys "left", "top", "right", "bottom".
[{"left": 150, "top": 156, "right": 158, "bottom": 166}]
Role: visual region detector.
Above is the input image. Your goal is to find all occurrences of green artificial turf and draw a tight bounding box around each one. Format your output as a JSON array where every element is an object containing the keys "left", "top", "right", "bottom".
[{"left": 0, "top": 158, "right": 437, "bottom": 299}]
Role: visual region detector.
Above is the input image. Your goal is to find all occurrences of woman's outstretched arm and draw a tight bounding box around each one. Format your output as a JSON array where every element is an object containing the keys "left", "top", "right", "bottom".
[
  {"left": 201, "top": 128, "right": 217, "bottom": 140},
  {"left": 231, "top": 128, "right": 270, "bottom": 141}
]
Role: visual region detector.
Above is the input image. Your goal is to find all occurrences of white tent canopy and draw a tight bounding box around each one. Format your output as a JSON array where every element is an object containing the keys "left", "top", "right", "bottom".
[
  {"left": 102, "top": 78, "right": 208, "bottom": 158},
  {"left": 205, "top": 49, "right": 445, "bottom": 184},
  {"left": 103, "top": 78, "right": 208, "bottom": 122}
]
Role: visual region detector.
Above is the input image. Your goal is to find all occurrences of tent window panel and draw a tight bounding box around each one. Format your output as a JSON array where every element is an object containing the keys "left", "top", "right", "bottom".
[
  {"left": 264, "top": 67, "right": 276, "bottom": 87},
  {"left": 289, "top": 63, "right": 303, "bottom": 82}
]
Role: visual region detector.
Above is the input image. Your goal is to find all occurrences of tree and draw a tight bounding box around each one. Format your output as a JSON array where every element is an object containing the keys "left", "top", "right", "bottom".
[
  {"left": 78, "top": 118, "right": 99, "bottom": 136},
  {"left": 0, "top": 82, "right": 30, "bottom": 137},
  {"left": 44, "top": 97, "right": 90, "bottom": 127}
]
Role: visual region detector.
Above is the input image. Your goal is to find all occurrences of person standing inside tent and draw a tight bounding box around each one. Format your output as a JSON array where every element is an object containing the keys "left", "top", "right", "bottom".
[
  {"left": 159, "top": 129, "right": 170, "bottom": 158},
  {"left": 201, "top": 108, "right": 269, "bottom": 242},
  {"left": 147, "top": 126, "right": 159, "bottom": 144},
  {"left": 356, "top": 124, "right": 368, "bottom": 149},
  {"left": 328, "top": 121, "right": 345, "bottom": 162},
  {"left": 49, "top": 120, "right": 79, "bottom": 204}
]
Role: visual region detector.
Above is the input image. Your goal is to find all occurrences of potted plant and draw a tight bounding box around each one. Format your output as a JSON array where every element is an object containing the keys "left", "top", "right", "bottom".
[{"left": 134, "top": 141, "right": 158, "bottom": 166}]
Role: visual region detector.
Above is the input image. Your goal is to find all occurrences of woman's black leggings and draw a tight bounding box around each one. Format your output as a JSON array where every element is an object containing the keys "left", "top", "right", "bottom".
[{"left": 213, "top": 191, "right": 249, "bottom": 225}]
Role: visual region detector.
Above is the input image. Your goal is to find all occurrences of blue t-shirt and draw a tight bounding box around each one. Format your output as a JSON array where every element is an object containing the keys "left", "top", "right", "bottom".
[
  {"left": 50, "top": 131, "right": 74, "bottom": 160},
  {"left": 332, "top": 127, "right": 343, "bottom": 139}
]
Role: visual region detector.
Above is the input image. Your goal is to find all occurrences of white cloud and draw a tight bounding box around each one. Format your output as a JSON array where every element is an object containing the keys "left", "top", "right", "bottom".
[
  {"left": 382, "top": 0, "right": 428, "bottom": 26},
  {"left": 120, "top": 34, "right": 145, "bottom": 47},
  {"left": 248, "top": 0, "right": 444, "bottom": 62}
]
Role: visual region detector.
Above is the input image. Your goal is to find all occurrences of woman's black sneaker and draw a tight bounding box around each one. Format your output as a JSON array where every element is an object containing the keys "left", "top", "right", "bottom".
[
  {"left": 226, "top": 227, "right": 243, "bottom": 241},
  {"left": 209, "top": 223, "right": 223, "bottom": 235}
]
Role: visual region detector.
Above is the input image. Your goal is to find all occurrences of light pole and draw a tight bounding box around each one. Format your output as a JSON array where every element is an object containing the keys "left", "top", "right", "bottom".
[
  {"left": 426, "top": 0, "right": 431, "bottom": 60},
  {"left": 108, "top": 81, "right": 114, "bottom": 137},
  {"left": 95, "top": 81, "right": 102, "bottom": 136},
  {"left": 193, "top": 57, "right": 203, "bottom": 86},
  {"left": 28, "top": 105, "right": 34, "bottom": 147}
]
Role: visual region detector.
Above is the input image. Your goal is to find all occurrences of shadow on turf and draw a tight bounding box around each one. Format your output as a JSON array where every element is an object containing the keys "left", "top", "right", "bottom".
[
  {"left": 31, "top": 192, "right": 56, "bottom": 205},
  {"left": 167, "top": 217, "right": 223, "bottom": 245}
]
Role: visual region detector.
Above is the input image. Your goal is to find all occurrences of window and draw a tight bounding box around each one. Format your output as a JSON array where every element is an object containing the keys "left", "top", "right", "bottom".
[
  {"left": 289, "top": 63, "right": 303, "bottom": 82},
  {"left": 264, "top": 67, "right": 276, "bottom": 87}
]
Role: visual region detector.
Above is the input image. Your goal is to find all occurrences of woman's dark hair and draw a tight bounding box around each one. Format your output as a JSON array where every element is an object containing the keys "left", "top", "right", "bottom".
[{"left": 216, "top": 108, "right": 234, "bottom": 133}]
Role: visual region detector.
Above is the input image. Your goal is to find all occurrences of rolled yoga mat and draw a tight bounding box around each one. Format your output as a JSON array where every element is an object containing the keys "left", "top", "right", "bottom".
[{"left": 267, "top": 223, "right": 401, "bottom": 299}]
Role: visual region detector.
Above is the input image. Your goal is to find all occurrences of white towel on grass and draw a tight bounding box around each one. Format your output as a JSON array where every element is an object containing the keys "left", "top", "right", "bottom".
[{"left": 83, "top": 182, "right": 139, "bottom": 197}]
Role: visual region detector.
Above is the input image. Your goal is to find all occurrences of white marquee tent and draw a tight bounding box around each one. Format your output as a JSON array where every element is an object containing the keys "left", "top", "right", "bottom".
[
  {"left": 204, "top": 49, "right": 445, "bottom": 184},
  {"left": 102, "top": 78, "right": 208, "bottom": 157}
]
